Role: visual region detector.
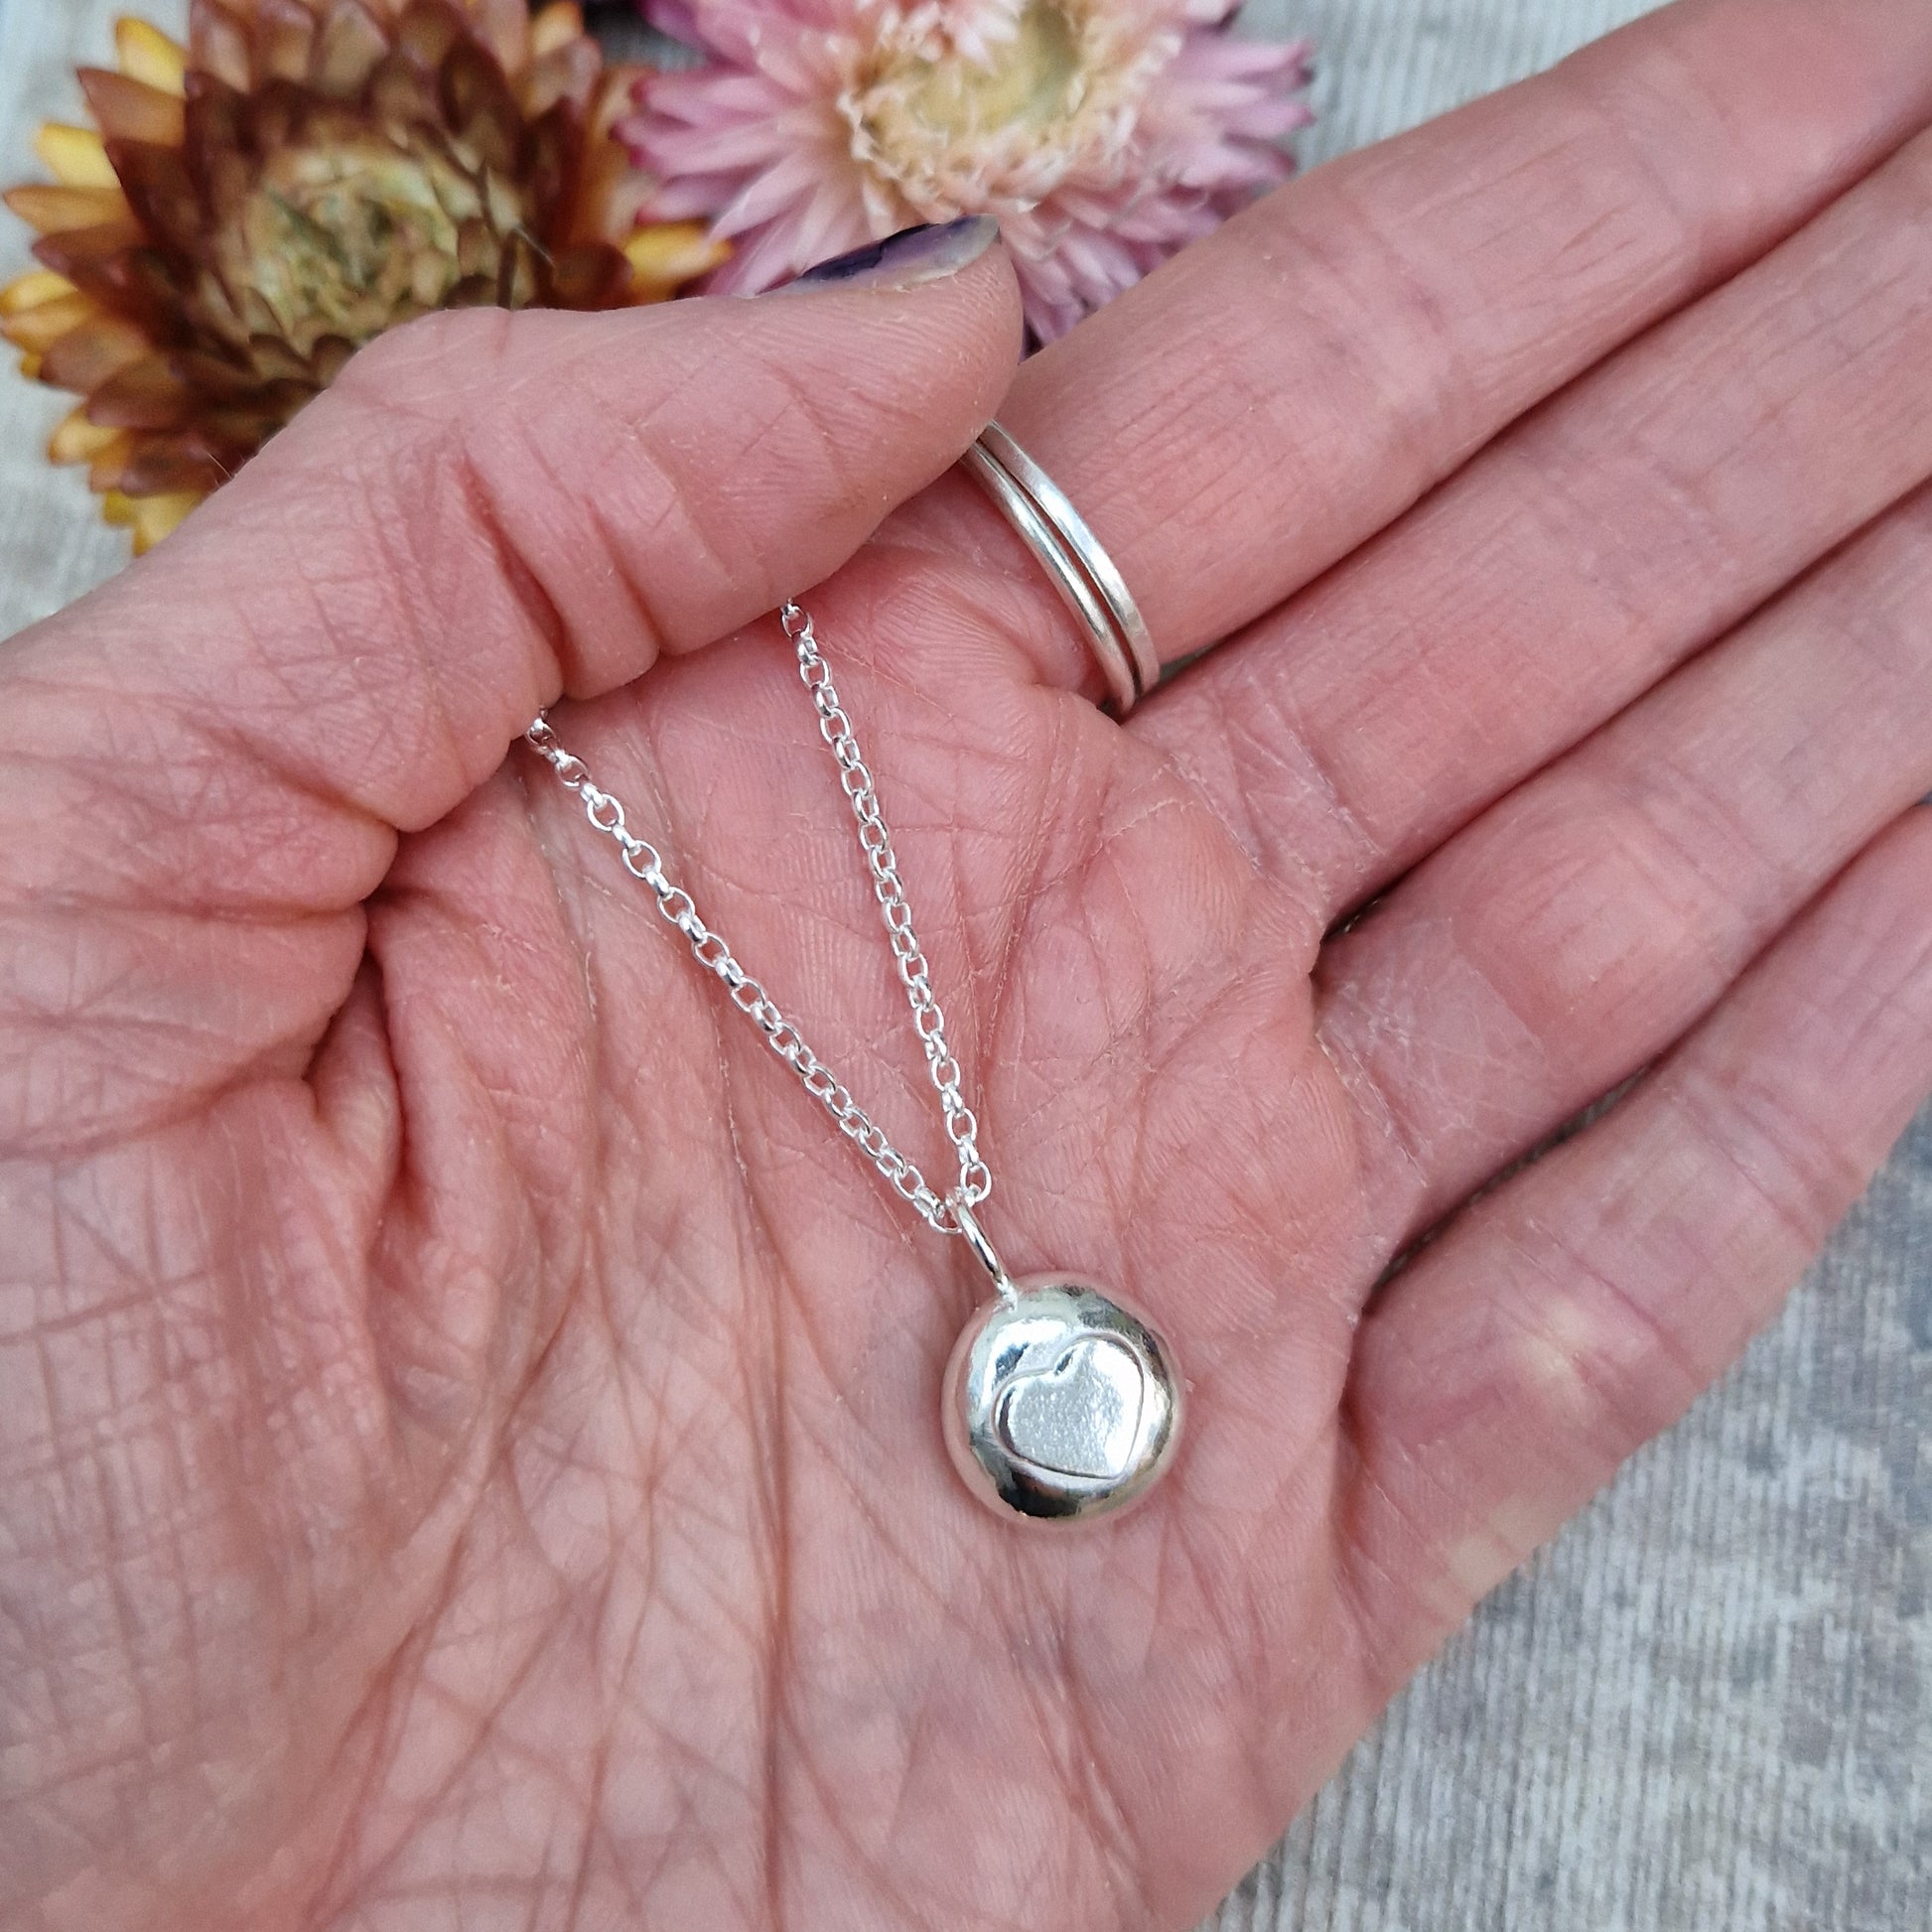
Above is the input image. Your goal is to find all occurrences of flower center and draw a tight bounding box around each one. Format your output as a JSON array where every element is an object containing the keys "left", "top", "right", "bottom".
[
  {"left": 896, "top": 3, "right": 1080, "bottom": 139},
  {"left": 226, "top": 137, "right": 529, "bottom": 354},
  {"left": 844, "top": 0, "right": 1167, "bottom": 214}
]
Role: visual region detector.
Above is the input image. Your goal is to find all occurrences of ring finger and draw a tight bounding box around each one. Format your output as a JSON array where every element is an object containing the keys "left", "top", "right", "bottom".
[{"left": 893, "top": 0, "right": 1932, "bottom": 702}]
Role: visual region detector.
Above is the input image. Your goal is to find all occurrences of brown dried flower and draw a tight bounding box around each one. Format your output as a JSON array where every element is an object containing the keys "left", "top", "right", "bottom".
[{"left": 3, "top": 3, "right": 727, "bottom": 551}]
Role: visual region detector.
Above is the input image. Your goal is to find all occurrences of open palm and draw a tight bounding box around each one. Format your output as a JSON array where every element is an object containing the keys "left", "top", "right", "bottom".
[{"left": 9, "top": 2, "right": 1932, "bottom": 1928}]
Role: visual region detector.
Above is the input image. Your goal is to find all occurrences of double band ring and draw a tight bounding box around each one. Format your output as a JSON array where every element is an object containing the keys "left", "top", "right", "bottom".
[{"left": 962, "top": 421, "right": 1159, "bottom": 716}]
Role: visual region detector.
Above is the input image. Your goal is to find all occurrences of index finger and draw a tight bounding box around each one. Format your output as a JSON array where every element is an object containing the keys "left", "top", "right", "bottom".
[{"left": 914, "top": 0, "right": 1932, "bottom": 695}]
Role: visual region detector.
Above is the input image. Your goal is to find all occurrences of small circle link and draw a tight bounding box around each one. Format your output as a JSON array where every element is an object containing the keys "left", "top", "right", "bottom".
[{"left": 524, "top": 602, "right": 990, "bottom": 1239}]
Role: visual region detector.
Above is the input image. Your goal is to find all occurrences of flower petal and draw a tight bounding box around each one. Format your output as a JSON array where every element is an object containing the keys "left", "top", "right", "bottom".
[
  {"left": 622, "top": 220, "right": 732, "bottom": 298},
  {"left": 34, "top": 124, "right": 121, "bottom": 190},
  {"left": 86, "top": 430, "right": 138, "bottom": 490},
  {"left": 78, "top": 69, "right": 189, "bottom": 147},
  {"left": 251, "top": 0, "right": 317, "bottom": 84},
  {"left": 310, "top": 1, "right": 390, "bottom": 99},
  {"left": 5, "top": 183, "right": 134, "bottom": 234},
  {"left": 114, "top": 433, "right": 227, "bottom": 497},
  {"left": 38, "top": 312, "right": 150, "bottom": 391},
  {"left": 87, "top": 350, "right": 196, "bottom": 430},
  {"left": 188, "top": 1, "right": 253, "bottom": 92},
  {"left": 443, "top": 36, "right": 524, "bottom": 176},
  {"left": 116, "top": 18, "right": 189, "bottom": 98},
  {"left": 30, "top": 218, "right": 151, "bottom": 291},
  {"left": 130, "top": 488, "right": 204, "bottom": 555},
  {"left": 107, "top": 141, "right": 205, "bottom": 257},
  {"left": 520, "top": 39, "right": 600, "bottom": 118},
  {"left": 469, "top": 0, "right": 532, "bottom": 77},
  {"left": 531, "top": 3, "right": 586, "bottom": 60},
  {"left": 48, "top": 402, "right": 123, "bottom": 465},
  {"left": 0, "top": 269, "right": 79, "bottom": 315},
  {"left": 0, "top": 290, "right": 101, "bottom": 355}
]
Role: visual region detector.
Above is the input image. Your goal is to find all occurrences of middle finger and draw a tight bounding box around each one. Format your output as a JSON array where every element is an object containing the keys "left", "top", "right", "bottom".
[{"left": 1148, "top": 108, "right": 1932, "bottom": 922}]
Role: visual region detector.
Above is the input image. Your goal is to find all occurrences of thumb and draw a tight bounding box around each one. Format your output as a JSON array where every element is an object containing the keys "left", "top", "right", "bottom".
[{"left": 6, "top": 217, "right": 1020, "bottom": 881}]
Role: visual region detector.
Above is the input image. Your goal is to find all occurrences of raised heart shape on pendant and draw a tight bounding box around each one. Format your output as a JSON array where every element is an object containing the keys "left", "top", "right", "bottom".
[{"left": 994, "top": 1333, "right": 1147, "bottom": 1481}]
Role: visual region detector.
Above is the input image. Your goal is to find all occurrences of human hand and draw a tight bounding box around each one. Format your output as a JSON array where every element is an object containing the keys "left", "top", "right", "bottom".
[{"left": 6, "top": 0, "right": 1932, "bottom": 1926}]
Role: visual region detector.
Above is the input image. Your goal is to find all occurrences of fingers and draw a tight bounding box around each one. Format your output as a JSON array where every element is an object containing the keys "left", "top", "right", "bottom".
[
  {"left": 1331, "top": 807, "right": 1932, "bottom": 1680},
  {"left": 1316, "top": 477, "right": 1932, "bottom": 1248},
  {"left": 1152, "top": 104, "right": 1932, "bottom": 917},
  {"left": 907, "top": 0, "right": 1932, "bottom": 696},
  {"left": 0, "top": 253, "right": 1019, "bottom": 894}
]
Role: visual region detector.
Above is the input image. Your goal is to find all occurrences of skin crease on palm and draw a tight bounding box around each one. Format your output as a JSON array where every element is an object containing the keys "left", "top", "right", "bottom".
[{"left": 8, "top": 0, "right": 1932, "bottom": 1926}]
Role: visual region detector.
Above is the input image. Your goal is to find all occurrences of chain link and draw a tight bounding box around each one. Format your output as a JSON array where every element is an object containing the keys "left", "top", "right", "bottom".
[{"left": 524, "top": 601, "right": 989, "bottom": 1236}]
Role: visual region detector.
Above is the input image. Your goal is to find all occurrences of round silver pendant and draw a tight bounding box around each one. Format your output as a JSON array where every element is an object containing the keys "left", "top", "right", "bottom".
[{"left": 942, "top": 1278, "right": 1181, "bottom": 1524}]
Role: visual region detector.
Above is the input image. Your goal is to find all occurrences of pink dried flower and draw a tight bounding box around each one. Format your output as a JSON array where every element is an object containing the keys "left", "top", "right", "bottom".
[{"left": 624, "top": 0, "right": 1313, "bottom": 339}]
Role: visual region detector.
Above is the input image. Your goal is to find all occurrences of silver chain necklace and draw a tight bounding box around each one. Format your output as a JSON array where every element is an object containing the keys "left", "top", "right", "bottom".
[{"left": 526, "top": 601, "right": 1180, "bottom": 1524}]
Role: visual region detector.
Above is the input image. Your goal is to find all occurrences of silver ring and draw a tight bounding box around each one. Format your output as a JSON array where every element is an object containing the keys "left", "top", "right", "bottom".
[
  {"left": 949, "top": 1192, "right": 1016, "bottom": 1302},
  {"left": 961, "top": 421, "right": 1157, "bottom": 715}
]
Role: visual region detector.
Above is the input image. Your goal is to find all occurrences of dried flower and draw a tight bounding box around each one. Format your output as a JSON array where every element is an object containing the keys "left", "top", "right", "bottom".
[
  {"left": 3, "top": 2, "right": 728, "bottom": 552},
  {"left": 624, "top": 0, "right": 1312, "bottom": 341}
]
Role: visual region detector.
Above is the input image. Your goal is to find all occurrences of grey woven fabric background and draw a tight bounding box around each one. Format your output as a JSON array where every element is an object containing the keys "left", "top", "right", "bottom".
[{"left": 0, "top": 5, "right": 1922, "bottom": 1930}]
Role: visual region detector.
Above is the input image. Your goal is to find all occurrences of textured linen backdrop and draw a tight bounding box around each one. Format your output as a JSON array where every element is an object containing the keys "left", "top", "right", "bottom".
[{"left": 0, "top": 3, "right": 1924, "bottom": 1929}]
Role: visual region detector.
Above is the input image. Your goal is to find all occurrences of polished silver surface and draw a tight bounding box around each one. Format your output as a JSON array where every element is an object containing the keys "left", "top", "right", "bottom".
[
  {"left": 951, "top": 1192, "right": 1017, "bottom": 1301},
  {"left": 534, "top": 604, "right": 1174, "bottom": 1532},
  {"left": 961, "top": 438, "right": 1141, "bottom": 713},
  {"left": 944, "top": 1278, "right": 1181, "bottom": 1522},
  {"left": 976, "top": 420, "right": 1161, "bottom": 700}
]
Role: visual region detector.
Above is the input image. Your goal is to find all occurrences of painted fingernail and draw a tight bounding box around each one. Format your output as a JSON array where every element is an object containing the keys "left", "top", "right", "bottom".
[{"left": 778, "top": 215, "right": 1000, "bottom": 294}]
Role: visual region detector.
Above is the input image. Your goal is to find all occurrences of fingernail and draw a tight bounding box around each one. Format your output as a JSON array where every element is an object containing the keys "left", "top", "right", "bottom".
[{"left": 777, "top": 216, "right": 1001, "bottom": 294}]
